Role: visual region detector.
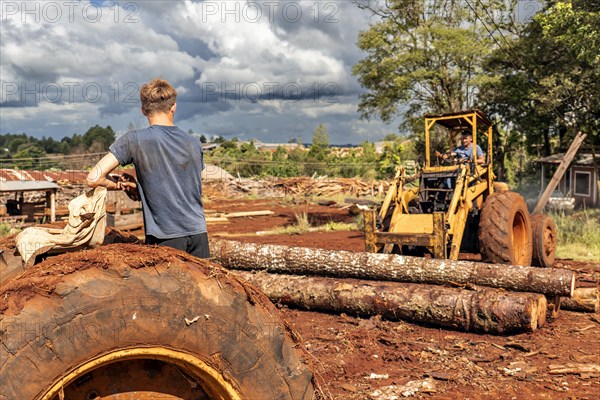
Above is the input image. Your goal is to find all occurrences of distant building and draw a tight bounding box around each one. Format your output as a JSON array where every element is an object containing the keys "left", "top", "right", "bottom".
[
  {"left": 202, "top": 143, "right": 219, "bottom": 151},
  {"left": 255, "top": 142, "right": 305, "bottom": 152},
  {"left": 329, "top": 147, "right": 362, "bottom": 158},
  {"left": 373, "top": 141, "right": 395, "bottom": 154},
  {"left": 537, "top": 153, "right": 599, "bottom": 208}
]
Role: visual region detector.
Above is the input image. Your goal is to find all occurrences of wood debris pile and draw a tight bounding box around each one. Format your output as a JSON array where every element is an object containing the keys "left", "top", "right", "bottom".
[{"left": 204, "top": 177, "right": 390, "bottom": 199}]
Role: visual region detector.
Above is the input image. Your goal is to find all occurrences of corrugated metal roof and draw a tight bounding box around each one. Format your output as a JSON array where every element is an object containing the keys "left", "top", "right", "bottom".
[
  {"left": 0, "top": 180, "right": 59, "bottom": 192},
  {"left": 536, "top": 153, "right": 596, "bottom": 166},
  {"left": 0, "top": 169, "right": 90, "bottom": 183},
  {"left": 0, "top": 166, "right": 224, "bottom": 183}
]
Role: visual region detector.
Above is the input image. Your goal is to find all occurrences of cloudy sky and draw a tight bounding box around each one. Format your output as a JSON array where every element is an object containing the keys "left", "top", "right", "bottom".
[{"left": 0, "top": 0, "right": 403, "bottom": 144}]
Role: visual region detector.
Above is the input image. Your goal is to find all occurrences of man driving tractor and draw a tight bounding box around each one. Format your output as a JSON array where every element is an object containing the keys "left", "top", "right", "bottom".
[{"left": 435, "top": 131, "right": 485, "bottom": 164}]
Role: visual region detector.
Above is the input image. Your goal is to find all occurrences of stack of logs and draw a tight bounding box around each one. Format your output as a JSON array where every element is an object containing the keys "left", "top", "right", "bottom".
[{"left": 209, "top": 239, "right": 584, "bottom": 335}]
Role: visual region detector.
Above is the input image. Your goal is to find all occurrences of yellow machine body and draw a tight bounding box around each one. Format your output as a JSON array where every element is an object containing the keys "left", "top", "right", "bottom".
[{"left": 365, "top": 110, "right": 495, "bottom": 260}]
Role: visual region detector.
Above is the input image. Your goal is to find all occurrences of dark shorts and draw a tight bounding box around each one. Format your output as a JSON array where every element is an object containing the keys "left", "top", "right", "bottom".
[{"left": 146, "top": 232, "right": 210, "bottom": 259}]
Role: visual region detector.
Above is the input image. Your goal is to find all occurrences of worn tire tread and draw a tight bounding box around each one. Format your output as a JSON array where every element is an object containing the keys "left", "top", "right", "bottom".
[{"left": 479, "top": 191, "right": 532, "bottom": 266}]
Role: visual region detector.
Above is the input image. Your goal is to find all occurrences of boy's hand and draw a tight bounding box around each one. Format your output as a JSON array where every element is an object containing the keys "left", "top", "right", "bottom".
[{"left": 118, "top": 173, "right": 141, "bottom": 201}]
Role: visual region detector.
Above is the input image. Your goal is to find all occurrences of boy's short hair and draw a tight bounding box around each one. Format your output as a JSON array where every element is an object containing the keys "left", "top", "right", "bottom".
[{"left": 140, "top": 78, "right": 177, "bottom": 116}]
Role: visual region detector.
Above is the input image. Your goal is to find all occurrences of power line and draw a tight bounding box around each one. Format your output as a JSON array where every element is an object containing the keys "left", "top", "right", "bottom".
[
  {"left": 463, "top": 0, "right": 567, "bottom": 122},
  {"left": 474, "top": 0, "right": 516, "bottom": 50}
]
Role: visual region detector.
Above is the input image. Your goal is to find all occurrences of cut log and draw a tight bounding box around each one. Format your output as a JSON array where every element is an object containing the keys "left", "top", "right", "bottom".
[
  {"left": 210, "top": 239, "right": 575, "bottom": 297},
  {"left": 223, "top": 210, "right": 274, "bottom": 218},
  {"left": 235, "top": 271, "right": 547, "bottom": 334},
  {"left": 561, "top": 288, "right": 599, "bottom": 313},
  {"left": 206, "top": 217, "right": 229, "bottom": 223}
]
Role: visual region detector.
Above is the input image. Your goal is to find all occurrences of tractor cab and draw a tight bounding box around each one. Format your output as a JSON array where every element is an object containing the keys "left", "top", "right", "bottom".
[{"left": 417, "top": 110, "right": 494, "bottom": 213}]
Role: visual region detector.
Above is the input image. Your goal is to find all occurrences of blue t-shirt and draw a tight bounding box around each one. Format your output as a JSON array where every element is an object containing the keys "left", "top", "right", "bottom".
[
  {"left": 109, "top": 125, "right": 206, "bottom": 238},
  {"left": 454, "top": 144, "right": 485, "bottom": 160}
]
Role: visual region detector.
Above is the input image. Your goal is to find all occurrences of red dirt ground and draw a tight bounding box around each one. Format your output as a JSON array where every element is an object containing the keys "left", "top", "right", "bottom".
[
  {"left": 206, "top": 198, "right": 600, "bottom": 400},
  {"left": 3, "top": 196, "right": 597, "bottom": 399}
]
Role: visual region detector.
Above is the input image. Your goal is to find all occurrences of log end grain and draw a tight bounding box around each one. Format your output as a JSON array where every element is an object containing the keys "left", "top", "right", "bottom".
[{"left": 536, "top": 295, "right": 548, "bottom": 329}]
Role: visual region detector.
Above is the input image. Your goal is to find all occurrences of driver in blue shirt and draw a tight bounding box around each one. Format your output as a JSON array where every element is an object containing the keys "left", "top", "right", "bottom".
[{"left": 435, "top": 132, "right": 485, "bottom": 164}]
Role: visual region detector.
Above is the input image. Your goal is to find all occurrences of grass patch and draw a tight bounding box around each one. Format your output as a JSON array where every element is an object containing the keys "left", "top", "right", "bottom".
[
  {"left": 269, "top": 213, "right": 358, "bottom": 236},
  {"left": 322, "top": 221, "right": 357, "bottom": 231},
  {"left": 353, "top": 213, "right": 365, "bottom": 231},
  {"left": 276, "top": 212, "right": 312, "bottom": 235},
  {"left": 0, "top": 223, "right": 20, "bottom": 238},
  {"left": 550, "top": 209, "right": 600, "bottom": 262}
]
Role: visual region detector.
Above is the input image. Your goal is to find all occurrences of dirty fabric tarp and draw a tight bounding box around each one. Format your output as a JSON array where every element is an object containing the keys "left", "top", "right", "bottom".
[{"left": 16, "top": 187, "right": 107, "bottom": 266}]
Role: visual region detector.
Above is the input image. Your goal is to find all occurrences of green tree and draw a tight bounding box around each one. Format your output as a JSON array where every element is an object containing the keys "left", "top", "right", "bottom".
[
  {"left": 8, "top": 137, "right": 28, "bottom": 154},
  {"left": 13, "top": 144, "right": 46, "bottom": 169},
  {"left": 307, "top": 124, "right": 330, "bottom": 160},
  {"left": 305, "top": 124, "right": 331, "bottom": 176},
  {"left": 352, "top": 0, "right": 519, "bottom": 131},
  {"left": 262, "top": 146, "right": 304, "bottom": 177},
  {"left": 534, "top": 1, "right": 599, "bottom": 143},
  {"left": 482, "top": 0, "right": 600, "bottom": 156},
  {"left": 219, "top": 140, "right": 237, "bottom": 150},
  {"left": 82, "top": 125, "right": 116, "bottom": 152},
  {"left": 41, "top": 136, "right": 61, "bottom": 153}
]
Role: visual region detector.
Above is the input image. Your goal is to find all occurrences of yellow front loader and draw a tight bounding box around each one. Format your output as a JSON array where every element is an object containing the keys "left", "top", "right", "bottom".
[{"left": 365, "top": 110, "right": 554, "bottom": 267}]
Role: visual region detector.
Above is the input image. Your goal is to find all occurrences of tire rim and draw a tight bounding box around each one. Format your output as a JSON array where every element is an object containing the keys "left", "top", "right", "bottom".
[
  {"left": 39, "top": 347, "right": 242, "bottom": 400},
  {"left": 543, "top": 224, "right": 556, "bottom": 257},
  {"left": 512, "top": 211, "right": 528, "bottom": 264}
]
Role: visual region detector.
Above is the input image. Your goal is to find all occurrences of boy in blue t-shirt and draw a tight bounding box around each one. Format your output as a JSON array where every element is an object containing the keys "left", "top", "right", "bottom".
[{"left": 86, "top": 78, "right": 209, "bottom": 258}]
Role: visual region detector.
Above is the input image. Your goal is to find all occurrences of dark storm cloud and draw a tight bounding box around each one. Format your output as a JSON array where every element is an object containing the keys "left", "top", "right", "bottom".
[{"left": 1, "top": 0, "right": 393, "bottom": 143}]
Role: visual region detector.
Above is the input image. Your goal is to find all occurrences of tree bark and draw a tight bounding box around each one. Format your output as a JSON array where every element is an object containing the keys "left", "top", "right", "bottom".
[
  {"left": 561, "top": 288, "right": 599, "bottom": 313},
  {"left": 235, "top": 271, "right": 547, "bottom": 334},
  {"left": 210, "top": 239, "right": 575, "bottom": 297}
]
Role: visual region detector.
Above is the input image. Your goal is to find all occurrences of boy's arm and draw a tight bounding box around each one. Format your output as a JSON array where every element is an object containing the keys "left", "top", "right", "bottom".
[{"left": 86, "top": 153, "right": 122, "bottom": 190}]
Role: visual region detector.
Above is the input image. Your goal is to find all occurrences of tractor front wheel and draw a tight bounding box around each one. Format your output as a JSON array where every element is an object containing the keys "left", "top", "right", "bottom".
[{"left": 479, "top": 191, "right": 533, "bottom": 266}]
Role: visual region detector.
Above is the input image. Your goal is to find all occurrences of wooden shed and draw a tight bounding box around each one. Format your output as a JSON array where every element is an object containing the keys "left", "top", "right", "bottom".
[
  {"left": 0, "top": 180, "right": 59, "bottom": 222},
  {"left": 537, "top": 153, "right": 599, "bottom": 208}
]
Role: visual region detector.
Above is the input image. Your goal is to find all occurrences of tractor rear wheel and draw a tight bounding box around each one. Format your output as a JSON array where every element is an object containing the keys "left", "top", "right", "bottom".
[
  {"left": 531, "top": 213, "right": 557, "bottom": 268},
  {"left": 479, "top": 191, "right": 533, "bottom": 266},
  {"left": 0, "top": 244, "right": 315, "bottom": 400}
]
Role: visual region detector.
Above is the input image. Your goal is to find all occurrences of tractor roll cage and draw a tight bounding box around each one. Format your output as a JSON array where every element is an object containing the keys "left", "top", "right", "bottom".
[{"left": 423, "top": 109, "right": 493, "bottom": 169}]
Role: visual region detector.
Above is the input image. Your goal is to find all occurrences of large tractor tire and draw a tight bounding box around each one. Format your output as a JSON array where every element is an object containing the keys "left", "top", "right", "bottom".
[
  {"left": 0, "top": 244, "right": 315, "bottom": 400},
  {"left": 531, "top": 213, "right": 557, "bottom": 268},
  {"left": 479, "top": 191, "right": 533, "bottom": 266}
]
